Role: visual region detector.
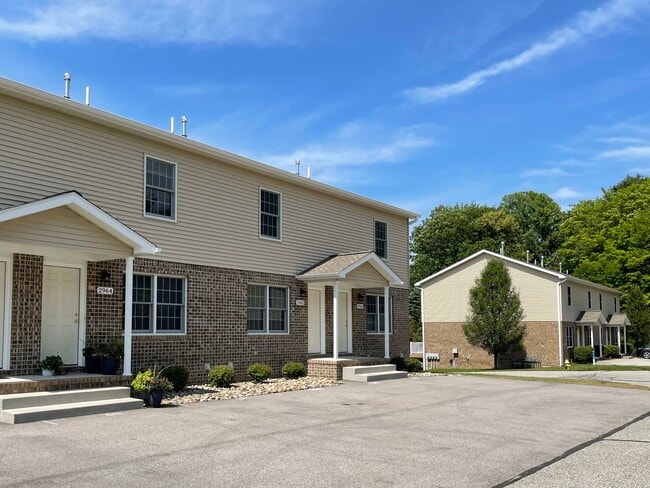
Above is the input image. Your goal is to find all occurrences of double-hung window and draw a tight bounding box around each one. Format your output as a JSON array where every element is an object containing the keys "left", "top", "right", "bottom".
[
  {"left": 145, "top": 156, "right": 176, "bottom": 220},
  {"left": 567, "top": 286, "right": 572, "bottom": 306},
  {"left": 614, "top": 297, "right": 618, "bottom": 312},
  {"left": 260, "top": 189, "right": 281, "bottom": 239},
  {"left": 599, "top": 293, "right": 603, "bottom": 311},
  {"left": 374, "top": 220, "right": 388, "bottom": 259},
  {"left": 588, "top": 291, "right": 592, "bottom": 309},
  {"left": 366, "top": 295, "right": 393, "bottom": 334},
  {"left": 247, "top": 285, "right": 289, "bottom": 334},
  {"left": 132, "top": 274, "right": 186, "bottom": 334}
]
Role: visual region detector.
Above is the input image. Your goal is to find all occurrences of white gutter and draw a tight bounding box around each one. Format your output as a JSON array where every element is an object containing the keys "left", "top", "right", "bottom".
[{"left": 556, "top": 277, "right": 567, "bottom": 366}]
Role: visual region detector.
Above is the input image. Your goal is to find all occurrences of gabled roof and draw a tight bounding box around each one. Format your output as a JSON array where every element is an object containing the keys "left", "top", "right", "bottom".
[
  {"left": 414, "top": 249, "right": 623, "bottom": 295},
  {"left": 576, "top": 310, "right": 607, "bottom": 325},
  {"left": 297, "top": 251, "right": 403, "bottom": 286},
  {"left": 607, "top": 313, "right": 631, "bottom": 326},
  {"left": 0, "top": 191, "right": 159, "bottom": 255},
  {"left": 0, "top": 76, "right": 418, "bottom": 222}
]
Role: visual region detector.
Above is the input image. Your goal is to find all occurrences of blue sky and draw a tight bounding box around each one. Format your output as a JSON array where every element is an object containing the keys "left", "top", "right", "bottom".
[{"left": 1, "top": 0, "right": 650, "bottom": 219}]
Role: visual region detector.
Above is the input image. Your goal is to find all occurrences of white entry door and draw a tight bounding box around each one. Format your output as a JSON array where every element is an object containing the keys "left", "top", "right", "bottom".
[
  {"left": 337, "top": 292, "right": 348, "bottom": 353},
  {"left": 308, "top": 290, "right": 322, "bottom": 354},
  {"left": 42, "top": 266, "right": 80, "bottom": 364},
  {"left": 0, "top": 261, "right": 5, "bottom": 366}
]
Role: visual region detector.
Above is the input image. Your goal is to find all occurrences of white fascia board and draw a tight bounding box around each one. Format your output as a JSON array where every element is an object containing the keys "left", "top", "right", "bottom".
[
  {"left": 0, "top": 192, "right": 159, "bottom": 255},
  {"left": 339, "top": 253, "right": 403, "bottom": 286},
  {"left": 565, "top": 275, "right": 622, "bottom": 295},
  {"left": 414, "top": 249, "right": 565, "bottom": 288}
]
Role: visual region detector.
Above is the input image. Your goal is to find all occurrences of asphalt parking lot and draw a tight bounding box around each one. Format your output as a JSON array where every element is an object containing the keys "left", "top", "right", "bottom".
[{"left": 1, "top": 375, "right": 649, "bottom": 487}]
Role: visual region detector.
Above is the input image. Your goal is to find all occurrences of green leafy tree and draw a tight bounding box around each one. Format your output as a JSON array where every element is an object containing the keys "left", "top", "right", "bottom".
[
  {"left": 499, "top": 191, "right": 566, "bottom": 266},
  {"left": 625, "top": 285, "right": 650, "bottom": 350},
  {"left": 558, "top": 176, "right": 650, "bottom": 298},
  {"left": 463, "top": 260, "right": 526, "bottom": 368}
]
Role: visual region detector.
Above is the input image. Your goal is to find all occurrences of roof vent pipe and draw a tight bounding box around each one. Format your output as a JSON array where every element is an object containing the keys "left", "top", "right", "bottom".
[
  {"left": 295, "top": 159, "right": 300, "bottom": 175},
  {"left": 170, "top": 116, "right": 175, "bottom": 134},
  {"left": 500, "top": 241, "right": 505, "bottom": 256},
  {"left": 541, "top": 256, "right": 545, "bottom": 268},
  {"left": 307, "top": 165, "right": 311, "bottom": 179},
  {"left": 526, "top": 250, "right": 530, "bottom": 263},
  {"left": 559, "top": 262, "right": 562, "bottom": 273},
  {"left": 63, "top": 72, "right": 71, "bottom": 99},
  {"left": 181, "top": 116, "right": 187, "bottom": 137},
  {"left": 85, "top": 86, "right": 90, "bottom": 106}
]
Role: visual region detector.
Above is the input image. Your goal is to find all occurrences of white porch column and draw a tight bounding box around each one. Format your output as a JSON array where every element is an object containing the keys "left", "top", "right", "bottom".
[
  {"left": 384, "top": 286, "right": 390, "bottom": 359},
  {"left": 332, "top": 281, "right": 339, "bottom": 360},
  {"left": 123, "top": 256, "right": 134, "bottom": 376},
  {"left": 617, "top": 326, "right": 621, "bottom": 351},
  {"left": 599, "top": 326, "right": 603, "bottom": 358},
  {"left": 590, "top": 326, "right": 595, "bottom": 364},
  {"left": 624, "top": 326, "right": 627, "bottom": 355}
]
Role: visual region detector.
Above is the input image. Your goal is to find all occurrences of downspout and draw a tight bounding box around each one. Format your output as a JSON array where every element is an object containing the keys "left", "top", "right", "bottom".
[
  {"left": 419, "top": 285, "right": 425, "bottom": 370},
  {"left": 556, "top": 277, "right": 567, "bottom": 366}
]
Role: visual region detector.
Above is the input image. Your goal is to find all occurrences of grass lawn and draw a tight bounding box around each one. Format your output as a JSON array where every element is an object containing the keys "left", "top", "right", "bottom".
[{"left": 427, "top": 364, "right": 650, "bottom": 374}]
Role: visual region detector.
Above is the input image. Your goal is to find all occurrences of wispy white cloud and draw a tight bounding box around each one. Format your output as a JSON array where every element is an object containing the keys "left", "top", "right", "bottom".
[
  {"left": 551, "top": 186, "right": 584, "bottom": 200},
  {"left": 152, "top": 83, "right": 228, "bottom": 97},
  {"left": 628, "top": 166, "right": 650, "bottom": 174},
  {"left": 520, "top": 166, "right": 570, "bottom": 177},
  {"left": 597, "top": 146, "right": 650, "bottom": 159},
  {"left": 596, "top": 136, "right": 649, "bottom": 144},
  {"left": 0, "top": 0, "right": 319, "bottom": 45},
  {"left": 403, "top": 0, "right": 650, "bottom": 103}
]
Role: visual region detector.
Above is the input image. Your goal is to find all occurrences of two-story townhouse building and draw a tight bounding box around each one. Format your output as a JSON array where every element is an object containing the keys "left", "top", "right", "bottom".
[
  {"left": 0, "top": 76, "right": 418, "bottom": 382},
  {"left": 415, "top": 250, "right": 630, "bottom": 368}
]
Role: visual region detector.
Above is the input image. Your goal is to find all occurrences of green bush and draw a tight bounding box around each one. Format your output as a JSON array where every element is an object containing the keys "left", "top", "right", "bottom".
[
  {"left": 603, "top": 344, "right": 620, "bottom": 359},
  {"left": 390, "top": 356, "right": 407, "bottom": 371},
  {"left": 405, "top": 359, "right": 423, "bottom": 373},
  {"left": 247, "top": 363, "right": 273, "bottom": 382},
  {"left": 573, "top": 346, "right": 594, "bottom": 364},
  {"left": 39, "top": 355, "right": 64, "bottom": 374},
  {"left": 208, "top": 365, "right": 235, "bottom": 387},
  {"left": 161, "top": 365, "right": 190, "bottom": 391},
  {"left": 131, "top": 367, "right": 173, "bottom": 393},
  {"left": 281, "top": 361, "right": 307, "bottom": 379}
]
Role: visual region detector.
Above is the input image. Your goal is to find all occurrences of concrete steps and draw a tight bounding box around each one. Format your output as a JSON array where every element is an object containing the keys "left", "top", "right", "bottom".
[
  {"left": 342, "top": 364, "right": 408, "bottom": 382},
  {"left": 0, "top": 387, "right": 142, "bottom": 424}
]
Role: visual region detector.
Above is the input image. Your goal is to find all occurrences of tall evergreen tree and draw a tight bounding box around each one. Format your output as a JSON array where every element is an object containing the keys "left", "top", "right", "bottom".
[{"left": 463, "top": 260, "right": 525, "bottom": 368}]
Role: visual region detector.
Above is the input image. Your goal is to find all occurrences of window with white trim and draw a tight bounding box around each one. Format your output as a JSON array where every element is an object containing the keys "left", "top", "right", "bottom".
[
  {"left": 247, "top": 285, "right": 289, "bottom": 334},
  {"left": 567, "top": 286, "right": 572, "bottom": 306},
  {"left": 132, "top": 274, "right": 185, "bottom": 334},
  {"left": 588, "top": 291, "right": 592, "bottom": 309},
  {"left": 566, "top": 326, "right": 574, "bottom": 348},
  {"left": 366, "top": 294, "right": 393, "bottom": 334},
  {"left": 145, "top": 156, "right": 176, "bottom": 219},
  {"left": 374, "top": 220, "right": 388, "bottom": 259},
  {"left": 260, "top": 189, "right": 281, "bottom": 239},
  {"left": 614, "top": 297, "right": 618, "bottom": 312},
  {"left": 599, "top": 293, "right": 603, "bottom": 310}
]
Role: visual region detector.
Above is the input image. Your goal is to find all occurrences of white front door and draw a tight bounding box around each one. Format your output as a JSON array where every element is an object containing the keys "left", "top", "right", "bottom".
[
  {"left": 308, "top": 290, "right": 322, "bottom": 354},
  {"left": 0, "top": 261, "right": 5, "bottom": 366},
  {"left": 337, "top": 292, "right": 348, "bottom": 353},
  {"left": 42, "top": 266, "right": 80, "bottom": 364}
]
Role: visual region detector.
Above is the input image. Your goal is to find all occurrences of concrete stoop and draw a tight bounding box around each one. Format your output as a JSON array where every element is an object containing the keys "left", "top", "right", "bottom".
[
  {"left": 0, "top": 387, "right": 142, "bottom": 424},
  {"left": 342, "top": 364, "right": 408, "bottom": 382}
]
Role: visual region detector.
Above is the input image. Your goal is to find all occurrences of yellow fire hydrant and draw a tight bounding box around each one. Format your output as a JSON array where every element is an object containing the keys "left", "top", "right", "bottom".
[{"left": 564, "top": 358, "right": 571, "bottom": 370}]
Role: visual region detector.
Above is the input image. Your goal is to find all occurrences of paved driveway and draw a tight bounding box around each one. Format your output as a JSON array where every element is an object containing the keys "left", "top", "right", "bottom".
[
  {"left": 1, "top": 375, "right": 649, "bottom": 487},
  {"left": 474, "top": 369, "right": 650, "bottom": 387}
]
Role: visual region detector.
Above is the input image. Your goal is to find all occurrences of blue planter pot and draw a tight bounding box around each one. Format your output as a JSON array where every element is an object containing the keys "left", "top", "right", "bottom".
[
  {"left": 145, "top": 390, "right": 165, "bottom": 408},
  {"left": 99, "top": 357, "right": 119, "bottom": 375},
  {"left": 85, "top": 355, "right": 100, "bottom": 374}
]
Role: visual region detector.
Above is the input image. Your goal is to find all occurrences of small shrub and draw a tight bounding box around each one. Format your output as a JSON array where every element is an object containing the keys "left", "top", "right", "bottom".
[
  {"left": 248, "top": 363, "right": 273, "bottom": 382},
  {"left": 208, "top": 365, "right": 235, "bottom": 387},
  {"left": 390, "top": 356, "right": 407, "bottom": 371},
  {"left": 161, "top": 365, "right": 190, "bottom": 391},
  {"left": 405, "top": 359, "right": 423, "bottom": 373},
  {"left": 131, "top": 367, "right": 173, "bottom": 393},
  {"left": 603, "top": 344, "right": 620, "bottom": 359},
  {"left": 573, "top": 346, "right": 593, "bottom": 364},
  {"left": 39, "top": 355, "right": 64, "bottom": 374},
  {"left": 281, "top": 361, "right": 307, "bottom": 379}
]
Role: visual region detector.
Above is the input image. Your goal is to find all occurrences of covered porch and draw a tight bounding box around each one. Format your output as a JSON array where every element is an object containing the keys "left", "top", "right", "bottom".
[
  {"left": 298, "top": 251, "right": 406, "bottom": 380},
  {"left": 0, "top": 191, "right": 158, "bottom": 377},
  {"left": 574, "top": 310, "right": 629, "bottom": 358}
]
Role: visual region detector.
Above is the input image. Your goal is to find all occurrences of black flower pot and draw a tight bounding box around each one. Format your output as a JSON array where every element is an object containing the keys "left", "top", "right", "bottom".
[
  {"left": 99, "top": 357, "right": 119, "bottom": 375},
  {"left": 147, "top": 390, "right": 164, "bottom": 408},
  {"left": 85, "top": 355, "right": 100, "bottom": 374}
]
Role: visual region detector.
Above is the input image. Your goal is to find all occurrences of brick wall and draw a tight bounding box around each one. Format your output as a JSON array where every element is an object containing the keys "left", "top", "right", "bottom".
[
  {"left": 423, "top": 321, "right": 560, "bottom": 369},
  {"left": 10, "top": 254, "right": 43, "bottom": 375}
]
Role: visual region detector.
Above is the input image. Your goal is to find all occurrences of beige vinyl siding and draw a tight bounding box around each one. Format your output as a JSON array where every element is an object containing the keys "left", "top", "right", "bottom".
[
  {"left": 347, "top": 263, "right": 389, "bottom": 287},
  {"left": 421, "top": 256, "right": 559, "bottom": 322},
  {"left": 0, "top": 207, "right": 131, "bottom": 256},
  {"left": 561, "top": 282, "right": 618, "bottom": 321},
  {"left": 0, "top": 96, "right": 410, "bottom": 284}
]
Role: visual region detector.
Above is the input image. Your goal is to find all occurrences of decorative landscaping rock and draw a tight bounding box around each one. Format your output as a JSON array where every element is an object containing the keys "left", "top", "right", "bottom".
[{"left": 163, "top": 377, "right": 339, "bottom": 406}]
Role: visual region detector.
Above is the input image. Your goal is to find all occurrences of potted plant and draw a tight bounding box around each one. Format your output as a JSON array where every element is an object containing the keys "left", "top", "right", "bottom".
[
  {"left": 83, "top": 346, "right": 100, "bottom": 373},
  {"left": 96, "top": 340, "right": 124, "bottom": 375},
  {"left": 39, "top": 355, "right": 64, "bottom": 376},
  {"left": 131, "top": 365, "right": 174, "bottom": 408}
]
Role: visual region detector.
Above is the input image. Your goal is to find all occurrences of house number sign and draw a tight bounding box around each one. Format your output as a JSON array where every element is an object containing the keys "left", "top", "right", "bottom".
[{"left": 97, "top": 287, "right": 114, "bottom": 295}]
